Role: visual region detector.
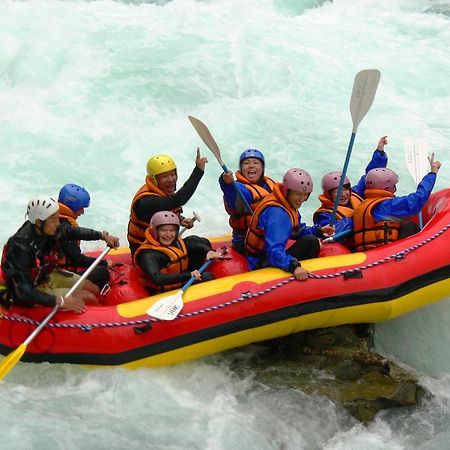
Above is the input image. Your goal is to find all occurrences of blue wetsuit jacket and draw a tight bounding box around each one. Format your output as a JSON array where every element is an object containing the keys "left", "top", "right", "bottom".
[
  {"left": 371, "top": 172, "right": 437, "bottom": 222},
  {"left": 219, "top": 175, "right": 274, "bottom": 246},
  {"left": 314, "top": 149, "right": 388, "bottom": 235},
  {"left": 246, "top": 206, "right": 321, "bottom": 271}
]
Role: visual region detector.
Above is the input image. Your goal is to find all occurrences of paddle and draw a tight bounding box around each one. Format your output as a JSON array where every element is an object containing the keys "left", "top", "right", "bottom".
[
  {"left": 147, "top": 259, "right": 213, "bottom": 321},
  {"left": 188, "top": 116, "right": 253, "bottom": 215},
  {"left": 329, "top": 69, "right": 381, "bottom": 225},
  {"left": 404, "top": 137, "right": 429, "bottom": 228},
  {"left": 322, "top": 228, "right": 353, "bottom": 244},
  {"left": 0, "top": 246, "right": 111, "bottom": 381},
  {"left": 179, "top": 211, "right": 201, "bottom": 236}
]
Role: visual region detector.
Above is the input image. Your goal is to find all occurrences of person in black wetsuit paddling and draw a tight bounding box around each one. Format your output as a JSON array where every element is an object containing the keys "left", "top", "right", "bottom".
[
  {"left": 57, "top": 183, "right": 111, "bottom": 291},
  {"left": 1, "top": 195, "right": 119, "bottom": 313}
]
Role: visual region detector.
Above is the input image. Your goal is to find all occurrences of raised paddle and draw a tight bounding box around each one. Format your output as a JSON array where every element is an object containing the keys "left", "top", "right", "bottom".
[
  {"left": 0, "top": 246, "right": 111, "bottom": 381},
  {"left": 188, "top": 115, "right": 253, "bottom": 215},
  {"left": 179, "top": 211, "right": 201, "bottom": 236},
  {"left": 329, "top": 69, "right": 381, "bottom": 225},
  {"left": 404, "top": 137, "right": 429, "bottom": 228},
  {"left": 147, "top": 259, "right": 213, "bottom": 321}
]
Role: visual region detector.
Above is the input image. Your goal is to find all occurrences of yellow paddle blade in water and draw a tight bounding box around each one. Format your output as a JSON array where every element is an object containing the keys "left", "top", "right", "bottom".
[{"left": 0, "top": 343, "right": 27, "bottom": 381}]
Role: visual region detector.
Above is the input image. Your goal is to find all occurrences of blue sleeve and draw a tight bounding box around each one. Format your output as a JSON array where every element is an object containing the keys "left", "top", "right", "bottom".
[
  {"left": 353, "top": 150, "right": 388, "bottom": 197},
  {"left": 372, "top": 173, "right": 437, "bottom": 221},
  {"left": 314, "top": 211, "right": 351, "bottom": 234},
  {"left": 314, "top": 211, "right": 331, "bottom": 227},
  {"left": 335, "top": 217, "right": 353, "bottom": 235},
  {"left": 297, "top": 215, "right": 321, "bottom": 238},
  {"left": 365, "top": 149, "right": 388, "bottom": 173},
  {"left": 219, "top": 175, "right": 252, "bottom": 211},
  {"left": 259, "top": 207, "right": 297, "bottom": 272}
]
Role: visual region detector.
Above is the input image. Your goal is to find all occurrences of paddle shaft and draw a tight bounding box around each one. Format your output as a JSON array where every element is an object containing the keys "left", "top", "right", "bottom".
[
  {"left": 0, "top": 246, "right": 111, "bottom": 380},
  {"left": 323, "top": 228, "right": 353, "bottom": 243},
  {"left": 147, "top": 258, "right": 214, "bottom": 320},
  {"left": 182, "top": 259, "right": 213, "bottom": 292},
  {"left": 188, "top": 115, "right": 253, "bottom": 214},
  {"left": 222, "top": 165, "right": 253, "bottom": 215},
  {"left": 179, "top": 215, "right": 199, "bottom": 236},
  {"left": 329, "top": 132, "right": 356, "bottom": 226},
  {"left": 23, "top": 246, "right": 111, "bottom": 346},
  {"left": 329, "top": 70, "right": 381, "bottom": 226}
]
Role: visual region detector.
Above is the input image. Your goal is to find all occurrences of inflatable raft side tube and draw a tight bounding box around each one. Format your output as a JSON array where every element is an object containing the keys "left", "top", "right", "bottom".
[{"left": 5, "top": 267, "right": 449, "bottom": 368}]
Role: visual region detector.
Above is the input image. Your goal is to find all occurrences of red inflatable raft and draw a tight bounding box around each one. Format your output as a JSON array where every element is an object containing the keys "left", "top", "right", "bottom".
[{"left": 1, "top": 189, "right": 449, "bottom": 369}]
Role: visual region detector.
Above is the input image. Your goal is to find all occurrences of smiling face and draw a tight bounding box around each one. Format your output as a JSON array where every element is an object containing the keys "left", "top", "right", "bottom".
[
  {"left": 156, "top": 169, "right": 178, "bottom": 195},
  {"left": 286, "top": 190, "right": 309, "bottom": 210},
  {"left": 157, "top": 224, "right": 178, "bottom": 246},
  {"left": 329, "top": 185, "right": 351, "bottom": 206},
  {"left": 241, "top": 158, "right": 263, "bottom": 183}
]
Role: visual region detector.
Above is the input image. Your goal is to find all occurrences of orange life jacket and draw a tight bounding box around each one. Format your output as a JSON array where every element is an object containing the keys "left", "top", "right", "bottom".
[
  {"left": 56, "top": 203, "right": 80, "bottom": 270},
  {"left": 226, "top": 172, "right": 276, "bottom": 236},
  {"left": 353, "top": 189, "right": 401, "bottom": 251},
  {"left": 313, "top": 192, "right": 364, "bottom": 223},
  {"left": 127, "top": 176, "right": 183, "bottom": 248},
  {"left": 245, "top": 183, "right": 299, "bottom": 257},
  {"left": 58, "top": 203, "right": 79, "bottom": 228},
  {"left": 133, "top": 228, "right": 189, "bottom": 292}
]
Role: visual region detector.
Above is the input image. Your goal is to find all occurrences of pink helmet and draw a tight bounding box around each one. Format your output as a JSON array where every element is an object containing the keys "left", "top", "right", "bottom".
[
  {"left": 149, "top": 211, "right": 180, "bottom": 239},
  {"left": 365, "top": 168, "right": 399, "bottom": 193},
  {"left": 282, "top": 168, "right": 313, "bottom": 195},
  {"left": 321, "top": 171, "right": 350, "bottom": 194}
]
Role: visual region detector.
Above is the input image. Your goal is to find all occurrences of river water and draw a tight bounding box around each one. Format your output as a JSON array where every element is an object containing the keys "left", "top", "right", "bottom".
[{"left": 0, "top": 0, "right": 449, "bottom": 448}]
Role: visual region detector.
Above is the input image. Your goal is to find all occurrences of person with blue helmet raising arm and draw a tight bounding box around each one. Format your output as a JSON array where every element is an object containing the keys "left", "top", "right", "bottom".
[
  {"left": 245, "top": 168, "right": 334, "bottom": 281},
  {"left": 313, "top": 136, "right": 389, "bottom": 241},
  {"left": 128, "top": 150, "right": 207, "bottom": 257},
  {"left": 57, "top": 183, "right": 111, "bottom": 292},
  {"left": 352, "top": 153, "right": 442, "bottom": 251},
  {"left": 1, "top": 195, "right": 119, "bottom": 313},
  {"left": 219, "top": 148, "right": 277, "bottom": 254}
]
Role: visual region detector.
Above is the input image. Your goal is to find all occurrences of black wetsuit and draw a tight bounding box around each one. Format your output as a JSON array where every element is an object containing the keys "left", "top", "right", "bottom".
[
  {"left": 59, "top": 219, "right": 110, "bottom": 290},
  {"left": 136, "top": 235, "right": 213, "bottom": 293},
  {"left": 2, "top": 221, "right": 103, "bottom": 307},
  {"left": 129, "top": 166, "right": 204, "bottom": 255}
]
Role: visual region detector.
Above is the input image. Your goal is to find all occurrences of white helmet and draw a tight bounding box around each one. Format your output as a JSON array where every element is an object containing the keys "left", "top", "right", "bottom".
[{"left": 27, "top": 195, "right": 59, "bottom": 224}]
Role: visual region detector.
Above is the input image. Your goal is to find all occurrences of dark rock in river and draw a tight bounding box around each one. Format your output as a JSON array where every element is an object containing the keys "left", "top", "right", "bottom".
[{"left": 228, "top": 325, "right": 424, "bottom": 422}]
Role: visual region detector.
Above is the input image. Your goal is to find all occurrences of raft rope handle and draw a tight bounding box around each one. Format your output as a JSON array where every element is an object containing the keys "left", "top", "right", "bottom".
[{"left": 2, "top": 223, "right": 449, "bottom": 330}]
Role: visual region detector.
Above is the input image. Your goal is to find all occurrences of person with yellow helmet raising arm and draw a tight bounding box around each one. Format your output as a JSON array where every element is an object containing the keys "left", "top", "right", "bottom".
[{"left": 127, "top": 149, "right": 208, "bottom": 257}]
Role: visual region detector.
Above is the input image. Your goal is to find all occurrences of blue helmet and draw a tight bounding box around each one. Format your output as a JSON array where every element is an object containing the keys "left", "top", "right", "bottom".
[
  {"left": 58, "top": 184, "right": 90, "bottom": 212},
  {"left": 239, "top": 148, "right": 265, "bottom": 167}
]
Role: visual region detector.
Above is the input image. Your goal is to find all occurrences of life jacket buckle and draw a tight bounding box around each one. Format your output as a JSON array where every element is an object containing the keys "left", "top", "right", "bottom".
[{"left": 100, "top": 283, "right": 111, "bottom": 296}]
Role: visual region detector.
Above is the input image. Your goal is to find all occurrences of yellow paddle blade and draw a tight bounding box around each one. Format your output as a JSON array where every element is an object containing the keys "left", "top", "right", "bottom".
[{"left": 0, "top": 343, "right": 27, "bottom": 381}]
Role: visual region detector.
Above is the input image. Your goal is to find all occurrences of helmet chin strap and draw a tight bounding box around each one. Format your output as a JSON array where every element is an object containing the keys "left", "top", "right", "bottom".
[
  {"left": 35, "top": 219, "right": 54, "bottom": 237},
  {"left": 34, "top": 219, "right": 45, "bottom": 236}
]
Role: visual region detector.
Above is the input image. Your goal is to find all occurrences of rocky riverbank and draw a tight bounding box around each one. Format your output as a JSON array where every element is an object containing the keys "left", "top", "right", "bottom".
[{"left": 229, "top": 325, "right": 423, "bottom": 422}]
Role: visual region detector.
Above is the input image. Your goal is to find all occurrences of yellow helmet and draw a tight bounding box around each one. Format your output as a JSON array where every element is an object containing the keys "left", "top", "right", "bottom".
[{"left": 146, "top": 155, "right": 177, "bottom": 183}]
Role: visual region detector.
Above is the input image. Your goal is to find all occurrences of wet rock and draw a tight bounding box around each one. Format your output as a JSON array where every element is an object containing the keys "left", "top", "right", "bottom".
[{"left": 229, "top": 325, "right": 423, "bottom": 422}]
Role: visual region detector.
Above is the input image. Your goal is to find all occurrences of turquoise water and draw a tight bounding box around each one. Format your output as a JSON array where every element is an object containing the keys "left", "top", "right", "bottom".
[{"left": 1, "top": 0, "right": 450, "bottom": 448}]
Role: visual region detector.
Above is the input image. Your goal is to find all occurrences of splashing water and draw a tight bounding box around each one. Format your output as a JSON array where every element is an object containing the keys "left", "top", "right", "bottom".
[{"left": 1, "top": 0, "right": 449, "bottom": 448}]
